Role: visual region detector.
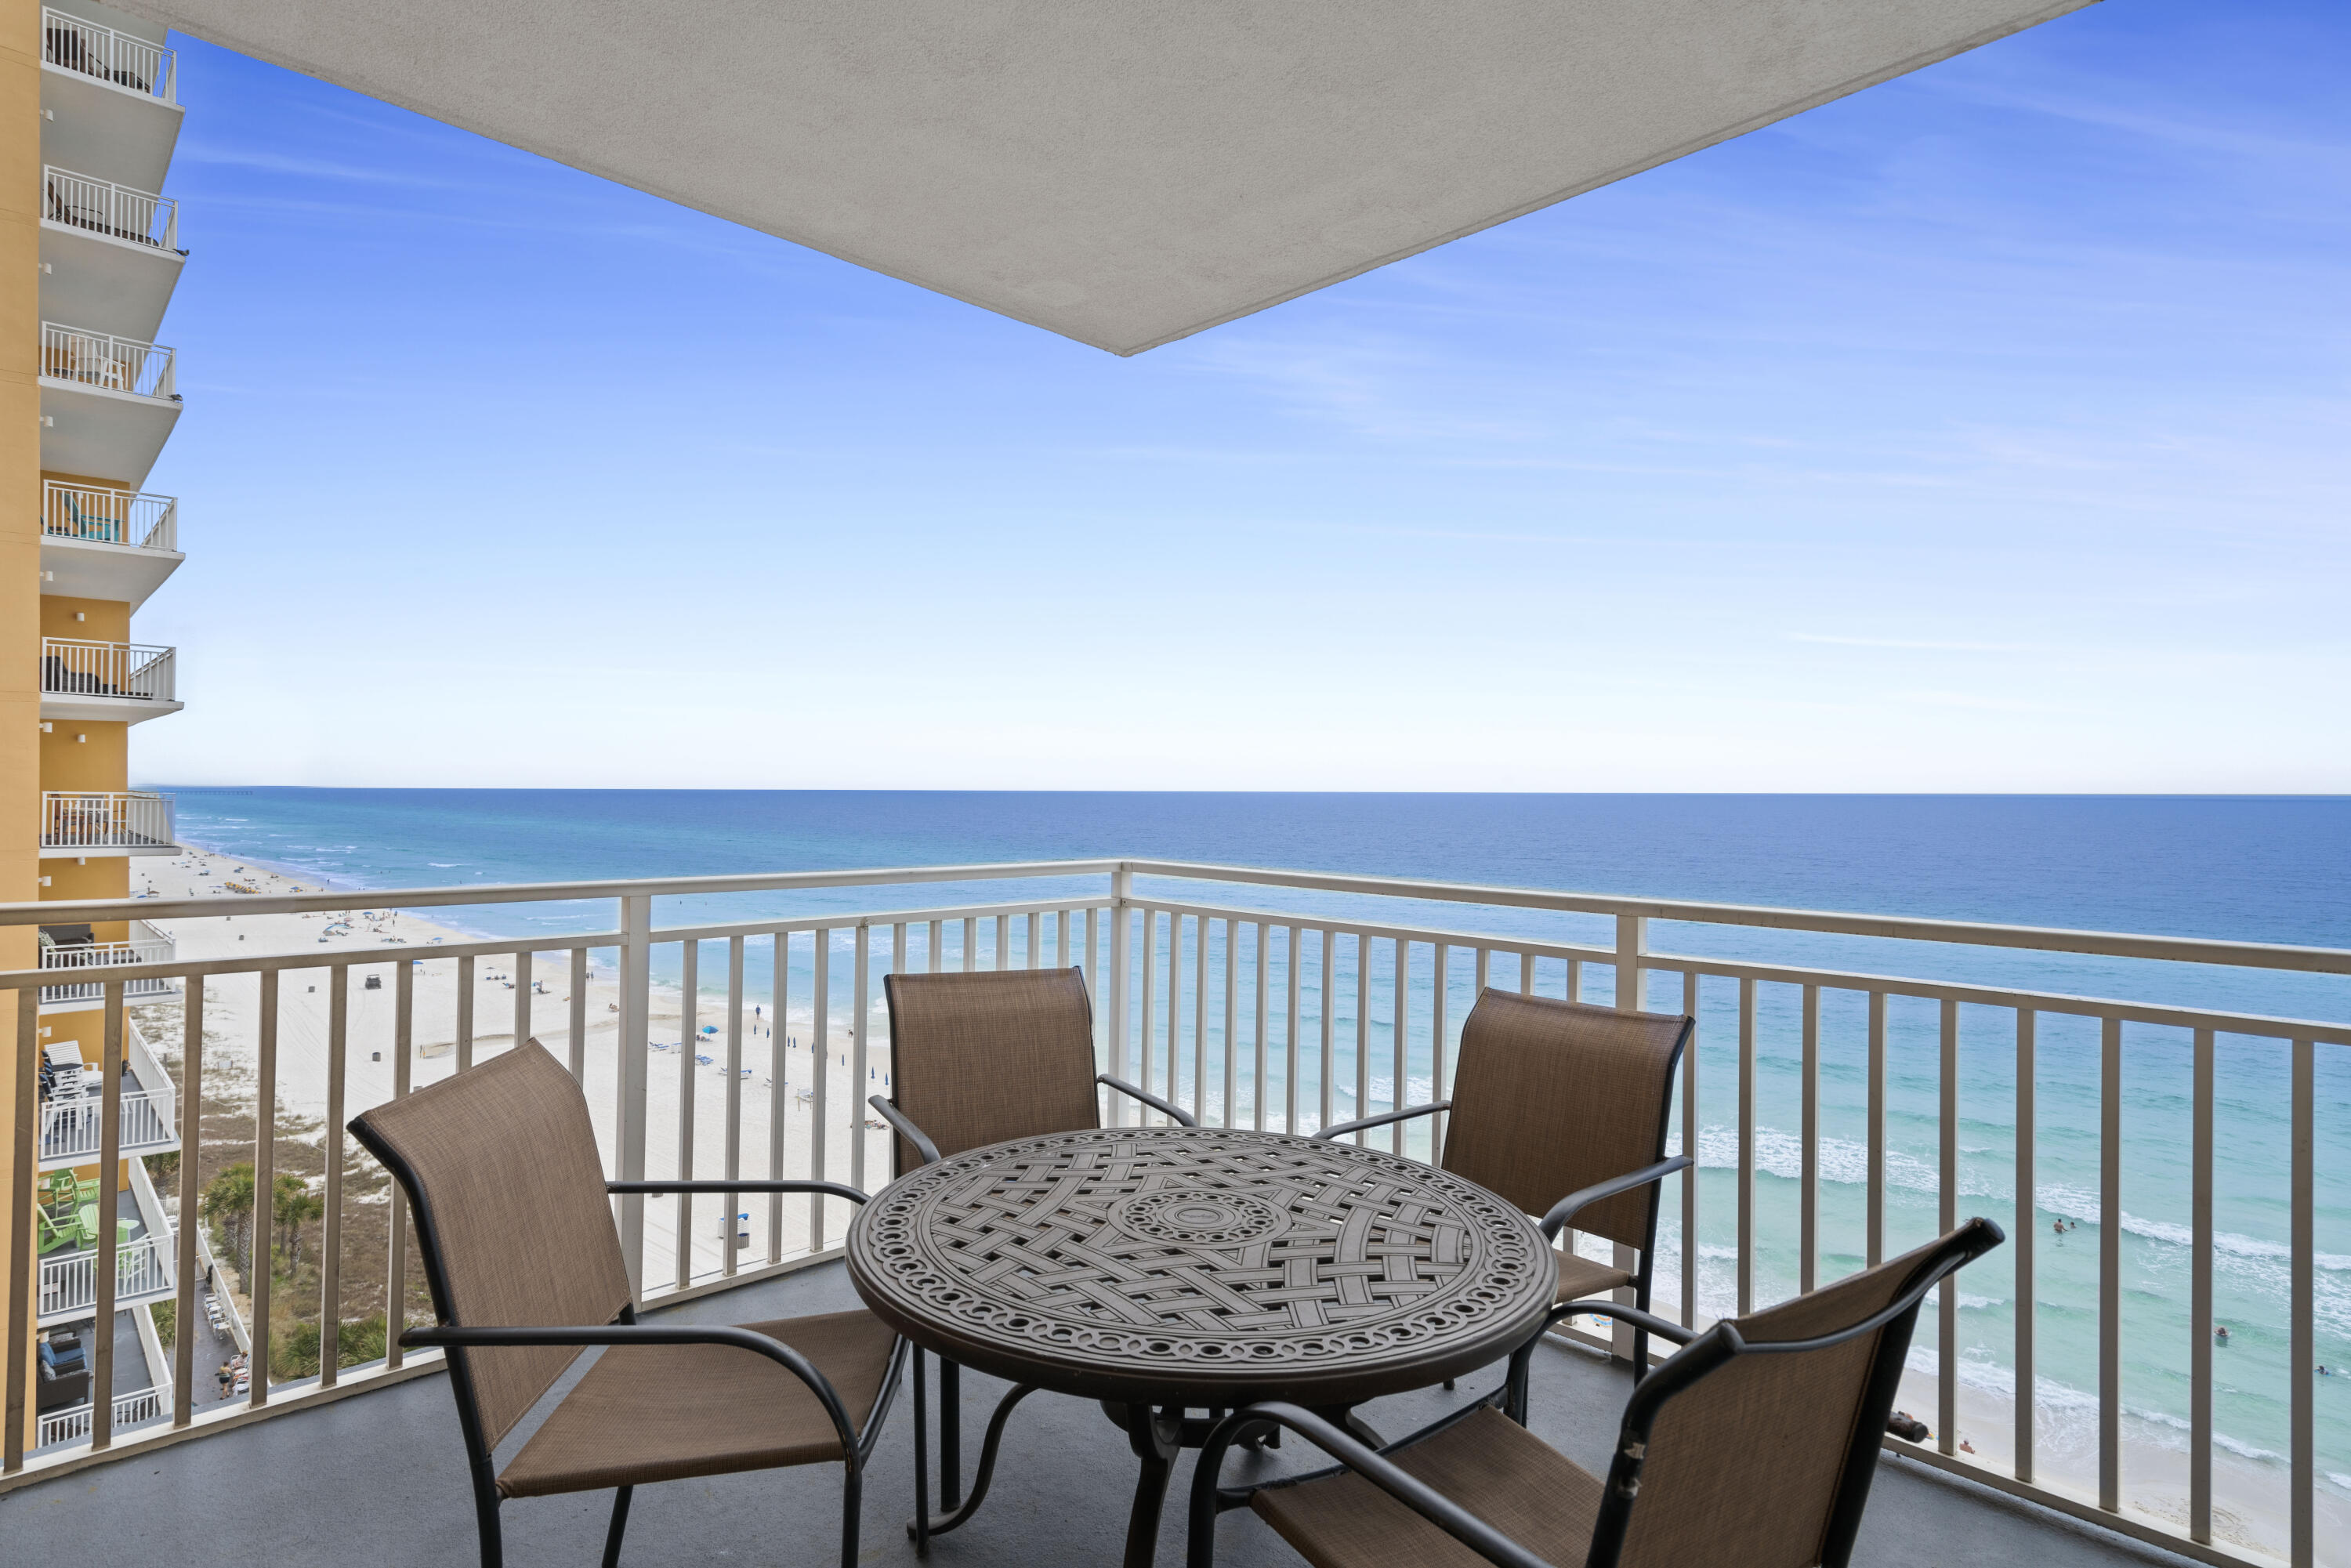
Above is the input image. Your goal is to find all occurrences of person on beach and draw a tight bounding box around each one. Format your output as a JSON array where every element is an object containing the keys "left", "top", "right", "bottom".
[{"left": 2215, "top": 1324, "right": 2231, "bottom": 1344}]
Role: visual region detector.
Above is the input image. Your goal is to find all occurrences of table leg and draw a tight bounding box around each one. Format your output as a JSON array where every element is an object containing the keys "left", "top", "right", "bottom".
[
  {"left": 940, "top": 1359, "right": 962, "bottom": 1509},
  {"left": 1119, "top": 1403, "right": 1184, "bottom": 1568}
]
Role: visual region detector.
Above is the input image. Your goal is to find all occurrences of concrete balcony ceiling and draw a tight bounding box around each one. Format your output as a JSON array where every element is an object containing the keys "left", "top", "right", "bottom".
[{"left": 132, "top": 0, "right": 2096, "bottom": 355}]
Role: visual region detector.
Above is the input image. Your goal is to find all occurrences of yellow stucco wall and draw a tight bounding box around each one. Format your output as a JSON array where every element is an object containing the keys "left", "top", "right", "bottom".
[{"left": 38, "top": 594, "right": 132, "bottom": 643}]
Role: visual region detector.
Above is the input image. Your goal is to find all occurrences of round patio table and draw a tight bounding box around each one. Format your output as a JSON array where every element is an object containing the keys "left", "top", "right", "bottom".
[{"left": 846, "top": 1124, "right": 1557, "bottom": 1568}]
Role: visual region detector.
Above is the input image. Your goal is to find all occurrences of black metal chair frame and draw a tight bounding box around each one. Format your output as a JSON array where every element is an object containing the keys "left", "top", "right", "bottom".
[
  {"left": 353, "top": 1107, "right": 907, "bottom": 1568},
  {"left": 1187, "top": 1218, "right": 2005, "bottom": 1568},
  {"left": 1309, "top": 1009, "right": 1691, "bottom": 1403}
]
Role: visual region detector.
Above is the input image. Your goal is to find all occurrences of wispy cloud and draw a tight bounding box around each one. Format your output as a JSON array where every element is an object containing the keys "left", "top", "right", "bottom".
[{"left": 1790, "top": 634, "right": 2041, "bottom": 654}]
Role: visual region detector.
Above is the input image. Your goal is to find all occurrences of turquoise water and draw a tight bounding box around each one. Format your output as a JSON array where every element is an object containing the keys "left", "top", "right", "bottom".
[{"left": 155, "top": 788, "right": 2351, "bottom": 1511}]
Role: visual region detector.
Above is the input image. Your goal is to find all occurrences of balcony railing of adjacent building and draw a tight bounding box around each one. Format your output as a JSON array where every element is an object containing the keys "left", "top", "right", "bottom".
[
  {"left": 40, "top": 321, "right": 177, "bottom": 401},
  {"left": 36, "top": 1385, "right": 166, "bottom": 1451},
  {"left": 42, "top": 480, "right": 177, "bottom": 552},
  {"left": 43, "top": 165, "right": 179, "bottom": 251},
  {"left": 41, "top": 8, "right": 176, "bottom": 104},
  {"left": 0, "top": 860, "right": 2342, "bottom": 1568},
  {"left": 38, "top": 1233, "right": 175, "bottom": 1323},
  {"left": 33, "top": 1012, "right": 178, "bottom": 1168},
  {"left": 38, "top": 923, "right": 177, "bottom": 1008},
  {"left": 38, "top": 791, "right": 176, "bottom": 852},
  {"left": 40, "top": 638, "right": 176, "bottom": 705}
]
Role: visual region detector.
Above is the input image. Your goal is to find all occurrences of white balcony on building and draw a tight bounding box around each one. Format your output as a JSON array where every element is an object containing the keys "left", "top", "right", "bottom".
[
  {"left": 39, "top": 321, "right": 181, "bottom": 489},
  {"left": 39, "top": 480, "right": 183, "bottom": 610},
  {"left": 39, "top": 638, "right": 179, "bottom": 724},
  {"left": 41, "top": 165, "right": 185, "bottom": 342},
  {"left": 35, "top": 1154, "right": 179, "bottom": 1327},
  {"left": 38, "top": 791, "right": 176, "bottom": 858},
  {"left": 38, "top": 921, "right": 177, "bottom": 1012},
  {"left": 39, "top": 5, "right": 183, "bottom": 194}
]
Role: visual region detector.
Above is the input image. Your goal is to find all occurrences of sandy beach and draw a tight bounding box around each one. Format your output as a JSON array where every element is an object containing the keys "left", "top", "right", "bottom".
[{"left": 125, "top": 846, "right": 897, "bottom": 1291}]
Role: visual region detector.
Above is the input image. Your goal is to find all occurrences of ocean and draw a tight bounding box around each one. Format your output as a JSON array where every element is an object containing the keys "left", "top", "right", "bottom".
[{"left": 152, "top": 788, "right": 2351, "bottom": 1519}]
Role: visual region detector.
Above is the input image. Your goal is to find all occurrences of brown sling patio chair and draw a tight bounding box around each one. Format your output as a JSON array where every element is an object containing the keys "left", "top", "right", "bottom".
[
  {"left": 867, "top": 965, "right": 1197, "bottom": 1544},
  {"left": 1311, "top": 987, "right": 1691, "bottom": 1403},
  {"left": 1189, "top": 1218, "right": 2006, "bottom": 1568},
  {"left": 350, "top": 1040, "right": 907, "bottom": 1568}
]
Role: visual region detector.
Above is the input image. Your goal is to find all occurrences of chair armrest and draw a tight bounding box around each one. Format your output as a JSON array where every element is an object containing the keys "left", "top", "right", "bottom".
[
  {"left": 1099, "top": 1074, "right": 1197, "bottom": 1127},
  {"left": 400, "top": 1321, "right": 861, "bottom": 1457},
  {"left": 868, "top": 1095, "right": 943, "bottom": 1166},
  {"left": 608, "top": 1179, "right": 868, "bottom": 1205},
  {"left": 1186, "top": 1403, "right": 1552, "bottom": 1568},
  {"left": 1308, "top": 1102, "right": 1451, "bottom": 1143},
  {"left": 1538, "top": 1155, "right": 1691, "bottom": 1240},
  {"left": 1546, "top": 1298, "right": 1696, "bottom": 1345}
]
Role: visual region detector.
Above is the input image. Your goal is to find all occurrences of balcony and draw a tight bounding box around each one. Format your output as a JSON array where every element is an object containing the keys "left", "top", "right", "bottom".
[
  {"left": 39, "top": 481, "right": 183, "bottom": 610},
  {"left": 38, "top": 791, "right": 176, "bottom": 858},
  {"left": 41, "top": 165, "right": 185, "bottom": 343},
  {"left": 38, "top": 321, "right": 182, "bottom": 490},
  {"left": 39, "top": 8, "right": 183, "bottom": 196},
  {"left": 35, "top": 1155, "right": 179, "bottom": 1327},
  {"left": 39, "top": 638, "right": 180, "bottom": 724},
  {"left": 0, "top": 859, "right": 2339, "bottom": 1568},
  {"left": 38, "top": 927, "right": 179, "bottom": 1010}
]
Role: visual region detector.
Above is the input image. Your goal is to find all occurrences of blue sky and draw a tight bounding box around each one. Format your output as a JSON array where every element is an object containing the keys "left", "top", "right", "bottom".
[{"left": 129, "top": 2, "right": 2348, "bottom": 791}]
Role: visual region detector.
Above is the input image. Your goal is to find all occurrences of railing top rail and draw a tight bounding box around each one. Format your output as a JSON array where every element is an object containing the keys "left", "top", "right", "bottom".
[
  {"left": 42, "top": 636, "right": 172, "bottom": 652},
  {"left": 1, "top": 854, "right": 2344, "bottom": 976},
  {"left": 42, "top": 164, "right": 168, "bottom": 203},
  {"left": 42, "top": 320, "right": 168, "bottom": 348},
  {"left": 1118, "top": 858, "right": 2351, "bottom": 976}
]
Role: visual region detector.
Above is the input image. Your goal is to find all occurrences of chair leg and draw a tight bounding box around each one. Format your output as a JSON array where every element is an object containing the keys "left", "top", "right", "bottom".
[
  {"left": 840, "top": 1466, "right": 864, "bottom": 1568},
  {"left": 601, "top": 1486, "right": 633, "bottom": 1568},
  {"left": 911, "top": 1350, "right": 931, "bottom": 1555},
  {"left": 469, "top": 1463, "right": 504, "bottom": 1568}
]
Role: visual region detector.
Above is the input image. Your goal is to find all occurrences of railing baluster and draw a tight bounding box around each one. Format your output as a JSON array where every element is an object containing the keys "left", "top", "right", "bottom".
[
  {"left": 1252, "top": 922, "right": 1269, "bottom": 1132},
  {"left": 1167, "top": 914, "right": 1184, "bottom": 1119},
  {"left": 1391, "top": 938, "right": 1409, "bottom": 1154},
  {"left": 1220, "top": 919, "right": 1237, "bottom": 1129},
  {"left": 2290, "top": 1035, "right": 2313, "bottom": 1568},
  {"left": 321, "top": 965, "right": 348, "bottom": 1388},
  {"left": 1320, "top": 932, "right": 1337, "bottom": 1141},
  {"left": 1867, "top": 992, "right": 1886, "bottom": 1267},
  {"left": 1286, "top": 926, "right": 1302, "bottom": 1135},
  {"left": 1938, "top": 998, "right": 1957, "bottom": 1454},
  {"left": 1139, "top": 909, "right": 1157, "bottom": 1116},
  {"left": 1680, "top": 969, "right": 1698, "bottom": 1329},
  {"left": 1519, "top": 949, "right": 1534, "bottom": 996},
  {"left": 567, "top": 947, "right": 588, "bottom": 1080},
  {"left": 1430, "top": 942, "right": 1449, "bottom": 1164},
  {"left": 1354, "top": 932, "right": 1371, "bottom": 1147},
  {"left": 388, "top": 958, "right": 414, "bottom": 1364},
  {"left": 723, "top": 936, "right": 744, "bottom": 1279},
  {"left": 90, "top": 983, "right": 124, "bottom": 1445},
  {"left": 512, "top": 950, "right": 532, "bottom": 1056},
  {"left": 962, "top": 917, "right": 976, "bottom": 973},
  {"left": 675, "top": 939, "right": 697, "bottom": 1291},
  {"left": 171, "top": 977, "right": 204, "bottom": 1427},
  {"left": 455, "top": 954, "right": 473, "bottom": 1070},
  {"left": 1799, "top": 983, "right": 1819, "bottom": 1295},
  {"left": 2099, "top": 1014, "right": 2122, "bottom": 1512},
  {"left": 4, "top": 990, "right": 31, "bottom": 1475},
  {"left": 850, "top": 926, "right": 870, "bottom": 1193},
  {"left": 994, "top": 914, "right": 1009, "bottom": 972},
  {"left": 2015, "top": 1009, "right": 2036, "bottom": 1482},
  {"left": 1737, "top": 977, "right": 1755, "bottom": 1314},
  {"left": 250, "top": 972, "right": 276, "bottom": 1407},
  {"left": 767, "top": 932, "right": 789, "bottom": 1264},
  {"left": 1195, "top": 915, "right": 1209, "bottom": 1122},
  {"left": 1104, "top": 881, "right": 1125, "bottom": 1122},
  {"left": 810, "top": 932, "right": 831, "bottom": 1249},
  {"left": 2190, "top": 1024, "right": 2212, "bottom": 1541}
]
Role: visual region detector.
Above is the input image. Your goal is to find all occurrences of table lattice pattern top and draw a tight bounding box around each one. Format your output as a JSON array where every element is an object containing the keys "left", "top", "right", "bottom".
[{"left": 847, "top": 1126, "right": 1555, "bottom": 1404}]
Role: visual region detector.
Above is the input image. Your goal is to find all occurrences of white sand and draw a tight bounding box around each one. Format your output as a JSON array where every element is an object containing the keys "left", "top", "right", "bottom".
[{"left": 127, "top": 847, "right": 896, "bottom": 1290}]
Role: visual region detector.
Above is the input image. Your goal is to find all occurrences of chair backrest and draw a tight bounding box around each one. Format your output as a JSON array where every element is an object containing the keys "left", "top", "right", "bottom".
[
  {"left": 1596, "top": 1220, "right": 2003, "bottom": 1568},
  {"left": 347, "top": 1041, "right": 633, "bottom": 1451},
  {"left": 1440, "top": 989, "right": 1689, "bottom": 1249},
  {"left": 882, "top": 967, "right": 1100, "bottom": 1174}
]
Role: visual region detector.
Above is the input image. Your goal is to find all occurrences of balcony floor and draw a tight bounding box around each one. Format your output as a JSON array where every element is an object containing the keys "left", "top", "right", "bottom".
[{"left": 0, "top": 1261, "right": 2194, "bottom": 1568}]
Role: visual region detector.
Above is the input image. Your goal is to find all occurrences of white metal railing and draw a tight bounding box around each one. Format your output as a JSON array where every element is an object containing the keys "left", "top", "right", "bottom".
[
  {"left": 38, "top": 791, "right": 175, "bottom": 852},
  {"left": 42, "top": 166, "right": 177, "bottom": 251},
  {"left": 36, "top": 1386, "right": 166, "bottom": 1449},
  {"left": 39, "top": 927, "right": 177, "bottom": 1005},
  {"left": 41, "top": 480, "right": 177, "bottom": 552},
  {"left": 40, "top": 639, "right": 176, "bottom": 704},
  {"left": 0, "top": 859, "right": 2342, "bottom": 1568},
  {"left": 37, "top": 1089, "right": 170, "bottom": 1164},
  {"left": 38, "top": 1235, "right": 173, "bottom": 1320},
  {"left": 41, "top": 9, "right": 175, "bottom": 103},
  {"left": 40, "top": 322, "right": 176, "bottom": 400}
]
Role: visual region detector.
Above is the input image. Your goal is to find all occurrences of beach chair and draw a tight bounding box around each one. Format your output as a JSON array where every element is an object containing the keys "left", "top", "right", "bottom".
[
  {"left": 1189, "top": 1219, "right": 2007, "bottom": 1568},
  {"left": 870, "top": 967, "right": 1195, "bottom": 1531},
  {"left": 1310, "top": 987, "right": 1691, "bottom": 1403},
  {"left": 347, "top": 1040, "right": 907, "bottom": 1568}
]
